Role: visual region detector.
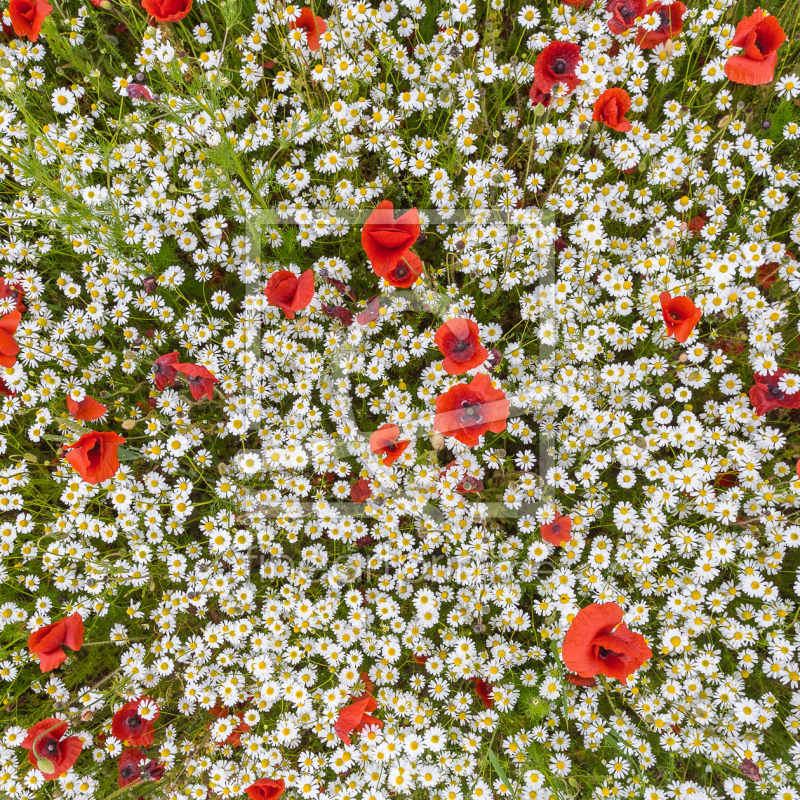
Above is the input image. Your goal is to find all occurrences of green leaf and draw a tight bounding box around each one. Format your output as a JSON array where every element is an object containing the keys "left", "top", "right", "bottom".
[
  {"left": 116, "top": 446, "right": 139, "bottom": 461},
  {"left": 487, "top": 750, "right": 517, "bottom": 799}
]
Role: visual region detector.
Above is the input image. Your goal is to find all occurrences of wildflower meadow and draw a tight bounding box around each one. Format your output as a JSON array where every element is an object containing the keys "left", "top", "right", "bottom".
[{"left": 0, "top": 0, "right": 798, "bottom": 796}]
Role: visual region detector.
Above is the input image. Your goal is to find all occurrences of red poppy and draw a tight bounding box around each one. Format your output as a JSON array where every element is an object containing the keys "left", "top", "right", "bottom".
[
  {"left": 566, "top": 673, "right": 597, "bottom": 687},
  {"left": 334, "top": 696, "right": 382, "bottom": 745},
  {"left": 353, "top": 672, "right": 375, "bottom": 701},
  {"left": 470, "top": 678, "right": 494, "bottom": 708},
  {"left": 434, "top": 318, "right": 488, "bottom": 375},
  {"left": 456, "top": 475, "right": 483, "bottom": 494},
  {"left": 63, "top": 431, "right": 126, "bottom": 485},
  {"left": 177, "top": 363, "right": 219, "bottom": 402},
  {"left": 350, "top": 477, "right": 372, "bottom": 503},
  {"left": 322, "top": 304, "right": 354, "bottom": 326},
  {"left": 127, "top": 84, "right": 153, "bottom": 102},
  {"left": 635, "top": 1, "right": 685, "bottom": 49},
  {"left": 0, "top": 310, "right": 21, "bottom": 368},
  {"left": 140, "top": 0, "right": 192, "bottom": 23},
  {"left": 528, "top": 84, "right": 551, "bottom": 108},
  {"left": 362, "top": 201, "right": 420, "bottom": 275},
  {"left": 246, "top": 778, "right": 286, "bottom": 800},
  {"left": 357, "top": 295, "right": 381, "bottom": 325},
  {"left": 0, "top": 277, "right": 25, "bottom": 313},
  {"left": 27, "top": 612, "right": 84, "bottom": 673},
  {"left": 289, "top": 7, "right": 327, "bottom": 50},
  {"left": 264, "top": 270, "right": 315, "bottom": 320},
  {"left": 111, "top": 699, "right": 159, "bottom": 748},
  {"left": 21, "top": 718, "right": 82, "bottom": 779},
  {"left": 434, "top": 373, "right": 509, "bottom": 448},
  {"left": 687, "top": 214, "right": 706, "bottom": 235},
  {"left": 593, "top": 88, "right": 632, "bottom": 132},
  {"left": 659, "top": 292, "right": 702, "bottom": 343},
  {"left": 369, "top": 424, "right": 410, "bottom": 466},
  {"left": 724, "top": 8, "right": 785, "bottom": 86},
  {"left": 152, "top": 352, "right": 180, "bottom": 391},
  {"left": 66, "top": 394, "right": 107, "bottom": 422},
  {"left": 562, "top": 602, "right": 651, "bottom": 685},
  {"left": 606, "top": 0, "right": 645, "bottom": 35},
  {"left": 118, "top": 749, "right": 164, "bottom": 787},
  {"left": 714, "top": 470, "right": 737, "bottom": 488},
  {"left": 757, "top": 261, "right": 780, "bottom": 289},
  {"left": 118, "top": 749, "right": 143, "bottom": 787},
  {"left": 381, "top": 251, "right": 424, "bottom": 288},
  {"left": 540, "top": 515, "right": 572, "bottom": 546},
  {"left": 534, "top": 42, "right": 582, "bottom": 96},
  {"left": 796, "top": 459, "right": 800, "bottom": 480},
  {"left": 749, "top": 369, "right": 800, "bottom": 416},
  {"left": 8, "top": 0, "right": 52, "bottom": 41}
]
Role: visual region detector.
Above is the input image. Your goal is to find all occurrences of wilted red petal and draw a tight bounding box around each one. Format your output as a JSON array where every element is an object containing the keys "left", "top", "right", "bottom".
[{"left": 67, "top": 395, "right": 108, "bottom": 421}]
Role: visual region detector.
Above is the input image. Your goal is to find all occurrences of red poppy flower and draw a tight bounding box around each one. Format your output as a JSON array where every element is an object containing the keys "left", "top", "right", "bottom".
[
  {"left": 357, "top": 295, "right": 381, "bottom": 325},
  {"left": 659, "top": 292, "right": 702, "bottom": 343},
  {"left": 434, "top": 318, "right": 488, "bottom": 375},
  {"left": 562, "top": 602, "right": 651, "bottom": 685},
  {"left": 152, "top": 352, "right": 180, "bottom": 391},
  {"left": 0, "top": 310, "right": 21, "bottom": 368},
  {"left": 353, "top": 672, "right": 375, "bottom": 701},
  {"left": 714, "top": 470, "right": 737, "bottom": 488},
  {"left": 289, "top": 7, "right": 327, "bottom": 50},
  {"left": 362, "top": 201, "right": 420, "bottom": 275},
  {"left": 21, "top": 718, "right": 82, "bottom": 779},
  {"left": 63, "top": 431, "right": 126, "bottom": 485},
  {"left": 111, "top": 699, "right": 159, "bottom": 748},
  {"left": 687, "top": 214, "right": 706, "bottom": 235},
  {"left": 796, "top": 459, "right": 800, "bottom": 480},
  {"left": 322, "top": 304, "right": 354, "bottom": 326},
  {"left": 566, "top": 673, "right": 597, "bottom": 687},
  {"left": 27, "top": 612, "right": 84, "bottom": 673},
  {"left": 246, "top": 778, "right": 286, "bottom": 800},
  {"left": 724, "top": 8, "right": 785, "bottom": 86},
  {"left": 470, "top": 678, "right": 494, "bottom": 708},
  {"left": 606, "top": 0, "right": 645, "bottom": 35},
  {"left": 176, "top": 363, "right": 219, "bottom": 401},
  {"left": 540, "top": 514, "right": 572, "bottom": 546},
  {"left": 749, "top": 369, "right": 800, "bottom": 416},
  {"left": 264, "top": 270, "right": 315, "bottom": 320},
  {"left": 118, "top": 749, "right": 145, "bottom": 787},
  {"left": 127, "top": 84, "right": 153, "bottom": 102},
  {"left": 635, "top": 1, "right": 685, "bottom": 49},
  {"left": 140, "top": 0, "right": 192, "bottom": 23},
  {"left": 456, "top": 476, "right": 483, "bottom": 493},
  {"left": 9, "top": 0, "right": 52, "bottom": 41},
  {"left": 757, "top": 261, "right": 781, "bottom": 289},
  {"left": 350, "top": 477, "right": 372, "bottom": 503},
  {"left": 369, "top": 424, "right": 410, "bottom": 466},
  {"left": 434, "top": 373, "right": 509, "bottom": 448},
  {"left": 593, "top": 88, "right": 632, "bottom": 132},
  {"left": 334, "top": 696, "right": 382, "bottom": 745},
  {"left": 528, "top": 84, "right": 551, "bottom": 108},
  {"left": 0, "top": 277, "right": 25, "bottom": 313},
  {"left": 66, "top": 394, "right": 107, "bottom": 422},
  {"left": 381, "top": 251, "right": 423, "bottom": 288},
  {"left": 534, "top": 42, "right": 582, "bottom": 96}
]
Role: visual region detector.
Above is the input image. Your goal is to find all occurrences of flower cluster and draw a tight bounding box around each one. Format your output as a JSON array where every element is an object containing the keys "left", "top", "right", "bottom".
[{"left": 0, "top": 0, "right": 798, "bottom": 797}]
